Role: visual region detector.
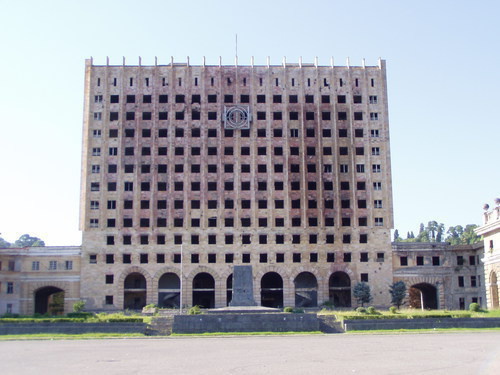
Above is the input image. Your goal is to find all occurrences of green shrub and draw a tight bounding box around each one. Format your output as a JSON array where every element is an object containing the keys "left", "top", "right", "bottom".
[
  {"left": 66, "top": 312, "right": 93, "bottom": 319},
  {"left": 105, "top": 317, "right": 144, "bottom": 323},
  {"left": 188, "top": 306, "right": 202, "bottom": 315},
  {"left": 144, "top": 304, "right": 158, "bottom": 309},
  {"left": 367, "top": 306, "right": 377, "bottom": 314},
  {"left": 389, "top": 306, "right": 398, "bottom": 314},
  {"left": 283, "top": 307, "right": 294, "bottom": 313},
  {"left": 356, "top": 307, "right": 367, "bottom": 314},
  {"left": 73, "top": 300, "right": 86, "bottom": 313},
  {"left": 321, "top": 301, "right": 334, "bottom": 310},
  {"left": 469, "top": 303, "right": 480, "bottom": 312},
  {"left": 293, "top": 308, "right": 304, "bottom": 314},
  {"left": 0, "top": 313, "right": 19, "bottom": 318}
]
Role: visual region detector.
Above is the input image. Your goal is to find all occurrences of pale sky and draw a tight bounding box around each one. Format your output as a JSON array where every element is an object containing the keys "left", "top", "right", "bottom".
[{"left": 0, "top": 0, "right": 498, "bottom": 245}]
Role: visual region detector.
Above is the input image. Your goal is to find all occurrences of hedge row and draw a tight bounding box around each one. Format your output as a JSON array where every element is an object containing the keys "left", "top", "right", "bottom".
[
  {"left": 0, "top": 317, "right": 145, "bottom": 324},
  {"left": 339, "top": 313, "right": 472, "bottom": 321}
]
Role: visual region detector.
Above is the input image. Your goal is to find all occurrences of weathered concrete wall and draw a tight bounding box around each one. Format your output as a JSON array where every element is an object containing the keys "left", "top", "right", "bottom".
[
  {"left": 343, "top": 317, "right": 500, "bottom": 331},
  {"left": 173, "top": 313, "right": 319, "bottom": 333}
]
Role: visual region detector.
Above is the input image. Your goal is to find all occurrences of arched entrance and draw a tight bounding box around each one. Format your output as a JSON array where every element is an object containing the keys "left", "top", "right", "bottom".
[
  {"left": 34, "top": 287, "right": 64, "bottom": 315},
  {"left": 192, "top": 273, "right": 215, "bottom": 308},
  {"left": 124, "top": 273, "right": 147, "bottom": 310},
  {"left": 409, "top": 283, "right": 438, "bottom": 309},
  {"left": 158, "top": 273, "right": 180, "bottom": 308},
  {"left": 329, "top": 272, "right": 351, "bottom": 307},
  {"left": 490, "top": 272, "right": 499, "bottom": 308},
  {"left": 226, "top": 274, "right": 233, "bottom": 306},
  {"left": 261, "top": 272, "right": 283, "bottom": 308},
  {"left": 294, "top": 272, "right": 318, "bottom": 307}
]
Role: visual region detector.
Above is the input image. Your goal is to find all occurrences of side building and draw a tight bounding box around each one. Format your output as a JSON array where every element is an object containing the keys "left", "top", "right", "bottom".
[
  {"left": 475, "top": 199, "right": 500, "bottom": 309},
  {"left": 0, "top": 246, "right": 81, "bottom": 315},
  {"left": 392, "top": 242, "right": 485, "bottom": 310},
  {"left": 79, "top": 57, "right": 394, "bottom": 310}
]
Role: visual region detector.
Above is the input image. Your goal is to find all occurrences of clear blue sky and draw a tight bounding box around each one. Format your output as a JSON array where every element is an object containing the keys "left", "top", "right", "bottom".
[{"left": 0, "top": 0, "right": 498, "bottom": 245}]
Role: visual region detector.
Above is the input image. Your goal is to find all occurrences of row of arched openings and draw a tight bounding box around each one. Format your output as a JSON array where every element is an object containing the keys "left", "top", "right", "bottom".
[
  {"left": 32, "top": 275, "right": 450, "bottom": 313},
  {"left": 124, "top": 271, "right": 354, "bottom": 309}
]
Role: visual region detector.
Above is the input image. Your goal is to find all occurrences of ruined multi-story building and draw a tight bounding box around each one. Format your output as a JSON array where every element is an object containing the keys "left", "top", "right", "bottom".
[
  {"left": 392, "top": 242, "right": 485, "bottom": 310},
  {"left": 476, "top": 200, "right": 500, "bottom": 309},
  {"left": 1, "top": 58, "right": 492, "bottom": 316},
  {"left": 0, "top": 246, "right": 81, "bottom": 315},
  {"left": 79, "top": 57, "right": 394, "bottom": 310}
]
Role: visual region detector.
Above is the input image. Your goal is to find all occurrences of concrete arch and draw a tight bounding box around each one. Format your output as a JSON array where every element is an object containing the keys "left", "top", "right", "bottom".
[
  {"left": 402, "top": 276, "right": 443, "bottom": 310},
  {"left": 254, "top": 265, "right": 289, "bottom": 281},
  {"left": 152, "top": 266, "right": 181, "bottom": 284},
  {"left": 116, "top": 266, "right": 153, "bottom": 309},
  {"left": 192, "top": 272, "right": 216, "bottom": 308},
  {"left": 326, "top": 265, "right": 356, "bottom": 281},
  {"left": 289, "top": 267, "right": 324, "bottom": 284},
  {"left": 185, "top": 266, "right": 220, "bottom": 282},
  {"left": 182, "top": 266, "right": 222, "bottom": 308},
  {"left": 26, "top": 281, "right": 74, "bottom": 315},
  {"left": 294, "top": 272, "right": 318, "bottom": 307},
  {"left": 261, "top": 271, "right": 284, "bottom": 308},
  {"left": 34, "top": 286, "right": 65, "bottom": 315},
  {"left": 117, "top": 266, "right": 153, "bottom": 286},
  {"left": 328, "top": 271, "right": 352, "bottom": 308}
]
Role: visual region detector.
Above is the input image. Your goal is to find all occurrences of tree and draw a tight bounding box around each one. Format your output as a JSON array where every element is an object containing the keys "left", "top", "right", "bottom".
[
  {"left": 445, "top": 225, "right": 464, "bottom": 245},
  {"left": 13, "top": 234, "right": 45, "bottom": 247},
  {"left": 0, "top": 236, "right": 11, "bottom": 248},
  {"left": 389, "top": 281, "right": 407, "bottom": 309},
  {"left": 461, "top": 224, "right": 480, "bottom": 244},
  {"left": 393, "top": 229, "right": 403, "bottom": 242},
  {"left": 435, "top": 223, "right": 445, "bottom": 242},
  {"left": 445, "top": 224, "right": 480, "bottom": 245},
  {"left": 427, "top": 220, "right": 439, "bottom": 242},
  {"left": 353, "top": 282, "right": 372, "bottom": 307}
]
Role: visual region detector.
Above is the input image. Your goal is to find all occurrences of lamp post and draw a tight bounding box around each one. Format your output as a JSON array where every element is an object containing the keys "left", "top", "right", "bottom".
[{"left": 179, "top": 244, "right": 183, "bottom": 314}]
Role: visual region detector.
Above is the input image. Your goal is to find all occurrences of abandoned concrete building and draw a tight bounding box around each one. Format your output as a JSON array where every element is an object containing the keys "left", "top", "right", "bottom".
[
  {"left": 392, "top": 242, "right": 485, "bottom": 310},
  {"left": 0, "top": 57, "right": 496, "bottom": 315},
  {"left": 0, "top": 246, "right": 81, "bottom": 315},
  {"left": 476, "top": 200, "right": 500, "bottom": 309},
  {"left": 79, "top": 57, "right": 394, "bottom": 311}
]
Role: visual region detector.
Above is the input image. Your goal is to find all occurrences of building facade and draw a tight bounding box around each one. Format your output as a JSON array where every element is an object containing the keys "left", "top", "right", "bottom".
[
  {"left": 476, "top": 200, "right": 500, "bottom": 309},
  {"left": 0, "top": 58, "right": 492, "bottom": 316},
  {"left": 0, "top": 246, "right": 81, "bottom": 315},
  {"left": 79, "top": 57, "right": 394, "bottom": 310},
  {"left": 392, "top": 242, "right": 485, "bottom": 310}
]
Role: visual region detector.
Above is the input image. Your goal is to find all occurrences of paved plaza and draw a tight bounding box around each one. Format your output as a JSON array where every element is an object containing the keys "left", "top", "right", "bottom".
[{"left": 0, "top": 332, "right": 499, "bottom": 374}]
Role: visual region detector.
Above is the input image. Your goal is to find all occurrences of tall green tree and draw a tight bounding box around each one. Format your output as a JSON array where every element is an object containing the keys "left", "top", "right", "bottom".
[
  {"left": 393, "top": 229, "right": 403, "bottom": 242},
  {"left": 389, "top": 281, "right": 407, "bottom": 309},
  {"left": 427, "top": 220, "right": 439, "bottom": 242},
  {"left": 353, "top": 282, "right": 372, "bottom": 307},
  {"left": 461, "top": 224, "right": 480, "bottom": 244},
  {"left": 445, "top": 225, "right": 464, "bottom": 245}
]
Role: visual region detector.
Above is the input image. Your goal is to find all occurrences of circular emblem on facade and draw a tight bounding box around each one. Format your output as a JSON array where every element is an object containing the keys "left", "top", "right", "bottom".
[{"left": 224, "top": 106, "right": 251, "bottom": 129}]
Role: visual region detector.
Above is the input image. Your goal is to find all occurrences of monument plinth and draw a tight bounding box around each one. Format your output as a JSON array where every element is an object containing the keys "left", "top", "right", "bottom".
[{"left": 230, "top": 265, "right": 257, "bottom": 307}]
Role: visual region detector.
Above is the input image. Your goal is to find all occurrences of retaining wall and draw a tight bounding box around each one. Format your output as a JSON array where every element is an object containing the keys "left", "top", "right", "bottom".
[
  {"left": 343, "top": 318, "right": 500, "bottom": 331},
  {"left": 173, "top": 313, "right": 319, "bottom": 333}
]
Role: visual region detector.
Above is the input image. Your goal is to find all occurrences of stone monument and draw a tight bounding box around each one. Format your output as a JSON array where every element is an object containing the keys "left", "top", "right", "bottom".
[{"left": 229, "top": 265, "right": 257, "bottom": 306}]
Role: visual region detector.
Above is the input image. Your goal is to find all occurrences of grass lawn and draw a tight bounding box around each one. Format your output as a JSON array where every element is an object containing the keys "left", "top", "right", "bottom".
[
  {"left": 0, "top": 333, "right": 150, "bottom": 341},
  {"left": 318, "top": 308, "right": 500, "bottom": 321}
]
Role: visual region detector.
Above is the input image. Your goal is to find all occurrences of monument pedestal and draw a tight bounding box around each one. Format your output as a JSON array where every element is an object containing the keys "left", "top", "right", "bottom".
[{"left": 229, "top": 265, "right": 257, "bottom": 307}]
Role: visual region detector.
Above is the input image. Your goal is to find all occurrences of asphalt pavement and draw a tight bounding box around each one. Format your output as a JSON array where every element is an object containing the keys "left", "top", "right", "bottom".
[{"left": 1, "top": 332, "right": 499, "bottom": 374}]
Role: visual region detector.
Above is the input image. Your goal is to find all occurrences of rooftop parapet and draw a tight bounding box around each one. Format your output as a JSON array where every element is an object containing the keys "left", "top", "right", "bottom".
[{"left": 482, "top": 199, "right": 500, "bottom": 225}]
